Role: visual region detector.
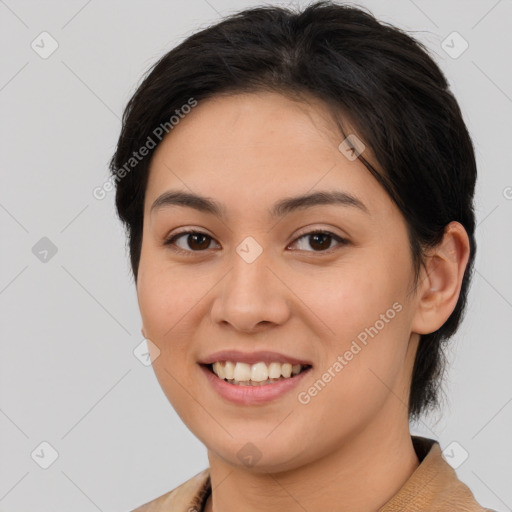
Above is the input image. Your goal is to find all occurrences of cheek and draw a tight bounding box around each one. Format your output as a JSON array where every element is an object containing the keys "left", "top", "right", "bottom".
[
  {"left": 136, "top": 263, "right": 207, "bottom": 424},
  {"left": 297, "top": 247, "right": 413, "bottom": 394},
  {"left": 137, "top": 269, "right": 189, "bottom": 382},
  {"left": 136, "top": 255, "right": 221, "bottom": 394},
  {"left": 137, "top": 252, "right": 204, "bottom": 338},
  {"left": 297, "top": 255, "right": 408, "bottom": 342}
]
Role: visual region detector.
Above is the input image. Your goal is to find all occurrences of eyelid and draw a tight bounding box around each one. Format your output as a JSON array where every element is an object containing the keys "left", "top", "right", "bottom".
[
  {"left": 287, "top": 229, "right": 349, "bottom": 253},
  {"left": 164, "top": 228, "right": 220, "bottom": 254},
  {"left": 290, "top": 225, "right": 349, "bottom": 245},
  {"left": 164, "top": 226, "right": 350, "bottom": 254}
]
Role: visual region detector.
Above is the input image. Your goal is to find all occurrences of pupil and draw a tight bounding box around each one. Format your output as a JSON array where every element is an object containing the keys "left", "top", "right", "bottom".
[
  {"left": 189, "top": 233, "right": 210, "bottom": 250},
  {"left": 310, "top": 233, "right": 331, "bottom": 251}
]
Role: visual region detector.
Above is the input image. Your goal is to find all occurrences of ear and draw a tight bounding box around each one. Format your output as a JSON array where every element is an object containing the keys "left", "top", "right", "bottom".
[{"left": 411, "top": 221, "right": 471, "bottom": 335}]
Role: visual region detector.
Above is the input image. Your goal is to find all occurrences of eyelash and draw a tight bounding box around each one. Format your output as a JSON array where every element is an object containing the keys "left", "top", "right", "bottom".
[{"left": 163, "top": 228, "right": 349, "bottom": 256}]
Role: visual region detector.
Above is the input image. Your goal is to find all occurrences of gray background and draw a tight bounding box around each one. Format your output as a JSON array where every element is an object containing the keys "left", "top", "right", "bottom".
[{"left": 1, "top": 0, "right": 511, "bottom": 511}]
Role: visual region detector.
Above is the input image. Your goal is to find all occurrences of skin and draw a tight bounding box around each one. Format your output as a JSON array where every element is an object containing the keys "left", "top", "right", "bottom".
[{"left": 137, "top": 91, "right": 470, "bottom": 512}]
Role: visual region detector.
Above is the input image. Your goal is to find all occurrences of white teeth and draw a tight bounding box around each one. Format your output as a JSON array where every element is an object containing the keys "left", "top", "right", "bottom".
[
  {"left": 268, "top": 362, "right": 282, "bottom": 379},
  {"left": 233, "top": 362, "right": 252, "bottom": 381},
  {"left": 224, "top": 361, "right": 235, "bottom": 380},
  {"left": 281, "top": 363, "right": 292, "bottom": 378},
  {"left": 212, "top": 362, "right": 225, "bottom": 379},
  {"left": 210, "top": 360, "right": 308, "bottom": 383},
  {"left": 251, "top": 362, "right": 268, "bottom": 382}
]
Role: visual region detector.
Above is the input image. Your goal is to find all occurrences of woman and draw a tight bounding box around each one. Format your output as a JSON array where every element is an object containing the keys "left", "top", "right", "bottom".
[{"left": 110, "top": 2, "right": 496, "bottom": 511}]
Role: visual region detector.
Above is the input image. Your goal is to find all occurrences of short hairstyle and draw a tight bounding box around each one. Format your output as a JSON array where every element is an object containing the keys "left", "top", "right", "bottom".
[{"left": 109, "top": 1, "right": 477, "bottom": 421}]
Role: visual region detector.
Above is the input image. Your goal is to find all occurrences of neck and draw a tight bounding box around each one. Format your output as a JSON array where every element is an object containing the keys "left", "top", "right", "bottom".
[{"left": 204, "top": 413, "right": 420, "bottom": 512}]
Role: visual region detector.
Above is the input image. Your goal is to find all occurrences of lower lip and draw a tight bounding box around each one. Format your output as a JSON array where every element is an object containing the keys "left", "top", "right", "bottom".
[{"left": 199, "top": 364, "right": 313, "bottom": 405}]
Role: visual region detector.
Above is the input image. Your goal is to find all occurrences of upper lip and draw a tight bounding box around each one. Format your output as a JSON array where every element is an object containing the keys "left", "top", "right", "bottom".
[{"left": 199, "top": 350, "right": 313, "bottom": 366}]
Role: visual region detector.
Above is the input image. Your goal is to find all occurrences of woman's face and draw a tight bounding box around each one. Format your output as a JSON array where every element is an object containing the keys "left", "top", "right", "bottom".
[{"left": 137, "top": 91, "right": 423, "bottom": 472}]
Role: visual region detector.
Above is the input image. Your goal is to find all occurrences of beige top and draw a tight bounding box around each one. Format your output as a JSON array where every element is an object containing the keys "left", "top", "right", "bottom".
[{"left": 132, "top": 436, "right": 496, "bottom": 512}]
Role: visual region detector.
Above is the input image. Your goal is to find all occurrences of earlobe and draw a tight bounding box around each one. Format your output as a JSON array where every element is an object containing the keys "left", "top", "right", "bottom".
[{"left": 411, "top": 221, "right": 471, "bottom": 335}]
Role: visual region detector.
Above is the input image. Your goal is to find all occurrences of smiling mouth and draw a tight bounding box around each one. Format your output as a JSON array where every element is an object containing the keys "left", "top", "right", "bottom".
[{"left": 202, "top": 361, "right": 313, "bottom": 386}]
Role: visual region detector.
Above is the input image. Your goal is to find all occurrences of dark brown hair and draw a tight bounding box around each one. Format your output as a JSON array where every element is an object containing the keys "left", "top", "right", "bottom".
[{"left": 109, "top": 1, "right": 477, "bottom": 421}]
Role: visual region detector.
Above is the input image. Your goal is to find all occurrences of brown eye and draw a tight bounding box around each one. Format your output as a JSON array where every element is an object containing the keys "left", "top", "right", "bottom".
[
  {"left": 290, "top": 231, "right": 348, "bottom": 252},
  {"left": 164, "top": 230, "right": 217, "bottom": 253},
  {"left": 309, "top": 233, "right": 333, "bottom": 251},
  {"left": 186, "top": 233, "right": 211, "bottom": 250}
]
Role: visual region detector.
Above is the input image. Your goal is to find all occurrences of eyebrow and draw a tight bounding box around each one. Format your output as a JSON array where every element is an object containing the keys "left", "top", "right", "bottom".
[{"left": 150, "top": 189, "right": 369, "bottom": 218}]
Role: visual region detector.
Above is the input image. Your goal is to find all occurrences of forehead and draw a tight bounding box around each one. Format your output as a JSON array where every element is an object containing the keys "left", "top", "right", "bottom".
[{"left": 144, "top": 91, "right": 392, "bottom": 218}]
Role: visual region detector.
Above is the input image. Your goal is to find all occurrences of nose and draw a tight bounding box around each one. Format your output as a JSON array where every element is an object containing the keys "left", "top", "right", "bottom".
[{"left": 210, "top": 246, "right": 291, "bottom": 333}]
